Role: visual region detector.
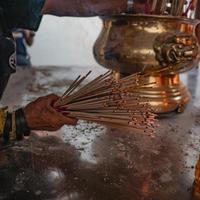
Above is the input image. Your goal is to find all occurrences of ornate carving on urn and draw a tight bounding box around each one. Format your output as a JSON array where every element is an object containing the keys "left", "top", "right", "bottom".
[{"left": 154, "top": 33, "right": 199, "bottom": 73}]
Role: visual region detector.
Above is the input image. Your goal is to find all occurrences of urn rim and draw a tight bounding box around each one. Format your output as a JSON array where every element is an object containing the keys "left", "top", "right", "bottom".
[{"left": 100, "top": 14, "right": 200, "bottom": 25}]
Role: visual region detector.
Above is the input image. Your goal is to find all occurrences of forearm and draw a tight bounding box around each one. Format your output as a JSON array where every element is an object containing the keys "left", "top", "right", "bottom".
[{"left": 42, "top": 0, "right": 127, "bottom": 16}]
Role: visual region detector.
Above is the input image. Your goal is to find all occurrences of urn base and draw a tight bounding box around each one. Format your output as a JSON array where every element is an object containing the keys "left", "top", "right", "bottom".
[{"left": 124, "top": 73, "right": 190, "bottom": 114}]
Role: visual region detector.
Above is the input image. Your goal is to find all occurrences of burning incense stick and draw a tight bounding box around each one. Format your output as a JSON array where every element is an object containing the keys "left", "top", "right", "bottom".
[{"left": 55, "top": 71, "right": 157, "bottom": 135}]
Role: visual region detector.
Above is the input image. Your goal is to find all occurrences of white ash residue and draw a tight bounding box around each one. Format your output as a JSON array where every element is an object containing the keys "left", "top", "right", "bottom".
[{"left": 61, "top": 120, "right": 106, "bottom": 163}]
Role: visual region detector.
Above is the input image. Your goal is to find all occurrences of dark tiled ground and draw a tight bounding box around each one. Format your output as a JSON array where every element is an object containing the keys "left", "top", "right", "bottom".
[{"left": 0, "top": 66, "right": 200, "bottom": 200}]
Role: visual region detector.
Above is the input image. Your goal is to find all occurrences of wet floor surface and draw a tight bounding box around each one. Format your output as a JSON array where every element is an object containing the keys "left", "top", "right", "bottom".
[{"left": 0, "top": 66, "right": 200, "bottom": 200}]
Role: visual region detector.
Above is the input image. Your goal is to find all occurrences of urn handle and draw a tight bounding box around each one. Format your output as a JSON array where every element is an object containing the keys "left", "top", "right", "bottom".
[{"left": 153, "top": 33, "right": 199, "bottom": 72}]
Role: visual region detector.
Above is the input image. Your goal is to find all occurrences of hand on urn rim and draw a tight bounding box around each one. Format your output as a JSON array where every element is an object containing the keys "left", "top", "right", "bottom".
[
  {"left": 41, "top": 0, "right": 127, "bottom": 16},
  {"left": 24, "top": 94, "right": 77, "bottom": 131},
  {"left": 41, "top": 0, "right": 150, "bottom": 17}
]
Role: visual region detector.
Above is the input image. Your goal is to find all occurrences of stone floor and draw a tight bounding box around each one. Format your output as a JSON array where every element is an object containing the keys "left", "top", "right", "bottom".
[{"left": 0, "top": 66, "right": 200, "bottom": 200}]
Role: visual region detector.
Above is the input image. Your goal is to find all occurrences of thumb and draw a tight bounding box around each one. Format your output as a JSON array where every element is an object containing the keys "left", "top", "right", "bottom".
[
  {"left": 46, "top": 94, "right": 60, "bottom": 106},
  {"left": 62, "top": 115, "right": 78, "bottom": 126}
]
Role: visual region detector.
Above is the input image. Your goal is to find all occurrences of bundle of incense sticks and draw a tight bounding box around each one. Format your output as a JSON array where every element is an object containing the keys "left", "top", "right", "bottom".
[{"left": 54, "top": 71, "right": 157, "bottom": 135}]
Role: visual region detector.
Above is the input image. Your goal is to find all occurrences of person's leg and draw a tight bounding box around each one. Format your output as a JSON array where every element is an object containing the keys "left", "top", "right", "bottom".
[{"left": 16, "top": 55, "right": 31, "bottom": 68}]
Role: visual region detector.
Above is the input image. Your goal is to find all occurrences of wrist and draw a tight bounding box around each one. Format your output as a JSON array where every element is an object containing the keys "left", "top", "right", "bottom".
[
  {"left": 2, "top": 108, "right": 31, "bottom": 142},
  {"left": 16, "top": 108, "right": 31, "bottom": 138},
  {"left": 23, "top": 106, "right": 35, "bottom": 130}
]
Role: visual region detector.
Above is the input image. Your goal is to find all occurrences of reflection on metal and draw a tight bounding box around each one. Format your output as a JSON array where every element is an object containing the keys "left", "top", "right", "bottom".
[{"left": 94, "top": 14, "right": 200, "bottom": 114}]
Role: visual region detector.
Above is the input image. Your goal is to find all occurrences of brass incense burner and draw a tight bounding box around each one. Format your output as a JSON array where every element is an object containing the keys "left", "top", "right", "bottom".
[{"left": 94, "top": 15, "right": 200, "bottom": 114}]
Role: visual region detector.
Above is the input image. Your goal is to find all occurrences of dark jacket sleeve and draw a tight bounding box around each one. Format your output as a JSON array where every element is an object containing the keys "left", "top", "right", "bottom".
[{"left": 0, "top": 0, "right": 45, "bottom": 31}]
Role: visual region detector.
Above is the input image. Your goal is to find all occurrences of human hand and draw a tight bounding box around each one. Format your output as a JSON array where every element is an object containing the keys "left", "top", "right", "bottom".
[
  {"left": 24, "top": 94, "right": 77, "bottom": 131},
  {"left": 23, "top": 30, "right": 35, "bottom": 46}
]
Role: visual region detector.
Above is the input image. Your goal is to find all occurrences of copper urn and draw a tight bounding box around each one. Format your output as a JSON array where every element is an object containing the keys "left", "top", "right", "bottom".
[{"left": 94, "top": 15, "right": 200, "bottom": 114}]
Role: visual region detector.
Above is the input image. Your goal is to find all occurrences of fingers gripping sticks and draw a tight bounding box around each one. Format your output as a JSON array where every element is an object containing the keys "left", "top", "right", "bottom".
[{"left": 55, "top": 71, "right": 157, "bottom": 136}]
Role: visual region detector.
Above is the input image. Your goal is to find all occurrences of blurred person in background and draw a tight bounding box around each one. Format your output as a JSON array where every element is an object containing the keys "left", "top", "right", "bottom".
[{"left": 12, "top": 29, "right": 35, "bottom": 67}]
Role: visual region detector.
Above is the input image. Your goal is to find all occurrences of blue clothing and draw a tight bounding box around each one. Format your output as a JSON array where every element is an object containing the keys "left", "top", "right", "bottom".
[
  {"left": 13, "top": 29, "right": 27, "bottom": 56},
  {"left": 17, "top": 54, "right": 31, "bottom": 67},
  {"left": 13, "top": 29, "right": 31, "bottom": 66}
]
